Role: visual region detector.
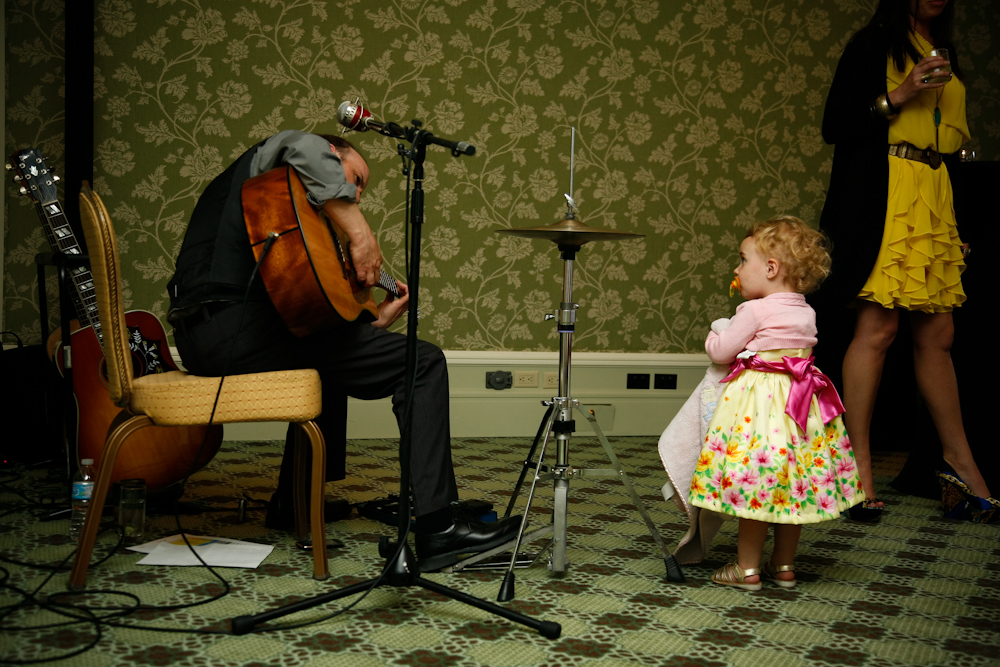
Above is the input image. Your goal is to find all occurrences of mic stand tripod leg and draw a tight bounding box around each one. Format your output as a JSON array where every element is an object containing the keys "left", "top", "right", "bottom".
[{"left": 232, "top": 541, "right": 560, "bottom": 639}]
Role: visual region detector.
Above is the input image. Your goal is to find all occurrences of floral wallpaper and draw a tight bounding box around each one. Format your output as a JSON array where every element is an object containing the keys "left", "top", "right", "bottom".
[{"left": 5, "top": 0, "right": 1000, "bottom": 352}]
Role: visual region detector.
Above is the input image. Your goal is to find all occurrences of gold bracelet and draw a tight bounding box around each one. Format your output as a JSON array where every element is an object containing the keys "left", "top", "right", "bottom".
[{"left": 874, "top": 93, "right": 898, "bottom": 119}]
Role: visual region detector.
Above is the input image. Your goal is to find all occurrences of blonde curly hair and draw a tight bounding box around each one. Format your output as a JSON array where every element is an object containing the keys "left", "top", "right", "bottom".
[{"left": 746, "top": 215, "right": 831, "bottom": 294}]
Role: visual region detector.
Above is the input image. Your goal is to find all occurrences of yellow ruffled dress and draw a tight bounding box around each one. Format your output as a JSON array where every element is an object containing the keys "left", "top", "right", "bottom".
[{"left": 857, "top": 33, "right": 971, "bottom": 312}]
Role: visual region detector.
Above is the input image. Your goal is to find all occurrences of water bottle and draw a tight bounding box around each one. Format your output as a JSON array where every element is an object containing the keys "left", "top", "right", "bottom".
[{"left": 69, "top": 459, "right": 96, "bottom": 541}]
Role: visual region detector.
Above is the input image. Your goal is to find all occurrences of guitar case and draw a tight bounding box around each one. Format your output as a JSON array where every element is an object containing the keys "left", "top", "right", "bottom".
[{"left": 0, "top": 331, "right": 64, "bottom": 466}]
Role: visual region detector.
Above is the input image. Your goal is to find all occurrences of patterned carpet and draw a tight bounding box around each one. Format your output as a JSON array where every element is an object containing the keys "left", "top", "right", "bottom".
[{"left": 1, "top": 436, "right": 998, "bottom": 667}]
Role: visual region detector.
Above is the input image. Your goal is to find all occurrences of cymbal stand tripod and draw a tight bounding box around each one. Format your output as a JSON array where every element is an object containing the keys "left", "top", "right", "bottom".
[{"left": 486, "top": 238, "right": 685, "bottom": 602}]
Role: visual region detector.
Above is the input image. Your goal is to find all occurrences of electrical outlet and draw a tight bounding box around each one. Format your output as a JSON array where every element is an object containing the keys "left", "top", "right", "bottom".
[
  {"left": 626, "top": 373, "right": 650, "bottom": 389},
  {"left": 513, "top": 370, "right": 539, "bottom": 388},
  {"left": 543, "top": 372, "right": 559, "bottom": 389},
  {"left": 654, "top": 373, "right": 677, "bottom": 390}
]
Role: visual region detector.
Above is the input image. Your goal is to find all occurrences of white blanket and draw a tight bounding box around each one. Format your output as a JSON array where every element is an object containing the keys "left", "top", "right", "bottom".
[{"left": 657, "top": 318, "right": 732, "bottom": 564}]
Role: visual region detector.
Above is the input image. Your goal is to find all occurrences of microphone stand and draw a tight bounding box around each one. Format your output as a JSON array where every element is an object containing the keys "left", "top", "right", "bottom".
[{"left": 230, "top": 121, "right": 560, "bottom": 639}]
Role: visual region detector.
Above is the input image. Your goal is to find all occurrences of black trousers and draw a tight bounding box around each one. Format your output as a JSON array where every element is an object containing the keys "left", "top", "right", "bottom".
[{"left": 173, "top": 300, "right": 458, "bottom": 516}]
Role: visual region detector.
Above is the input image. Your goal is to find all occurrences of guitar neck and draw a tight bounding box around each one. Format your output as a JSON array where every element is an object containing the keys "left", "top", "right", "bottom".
[
  {"left": 34, "top": 199, "right": 103, "bottom": 337},
  {"left": 8, "top": 148, "right": 103, "bottom": 340}
]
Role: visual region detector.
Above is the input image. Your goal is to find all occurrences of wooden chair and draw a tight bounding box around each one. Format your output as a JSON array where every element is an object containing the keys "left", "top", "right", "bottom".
[{"left": 69, "top": 183, "right": 330, "bottom": 589}]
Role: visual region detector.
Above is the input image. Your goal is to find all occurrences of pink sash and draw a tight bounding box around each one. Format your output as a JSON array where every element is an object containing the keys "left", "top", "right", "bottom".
[{"left": 720, "top": 355, "right": 845, "bottom": 433}]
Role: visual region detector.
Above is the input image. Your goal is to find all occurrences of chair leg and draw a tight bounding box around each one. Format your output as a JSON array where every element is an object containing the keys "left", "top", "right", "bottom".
[
  {"left": 292, "top": 431, "right": 311, "bottom": 541},
  {"left": 69, "top": 415, "right": 154, "bottom": 590},
  {"left": 296, "top": 420, "right": 329, "bottom": 581}
]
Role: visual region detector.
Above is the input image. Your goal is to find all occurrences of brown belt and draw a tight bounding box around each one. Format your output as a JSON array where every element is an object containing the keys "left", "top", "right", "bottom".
[{"left": 888, "top": 142, "right": 944, "bottom": 169}]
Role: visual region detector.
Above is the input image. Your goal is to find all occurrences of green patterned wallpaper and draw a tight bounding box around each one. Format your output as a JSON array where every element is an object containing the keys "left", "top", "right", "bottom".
[{"left": 5, "top": 0, "right": 1000, "bottom": 352}]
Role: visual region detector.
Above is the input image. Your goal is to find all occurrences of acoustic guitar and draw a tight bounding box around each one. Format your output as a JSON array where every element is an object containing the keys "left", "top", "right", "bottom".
[
  {"left": 242, "top": 165, "right": 401, "bottom": 337},
  {"left": 7, "top": 148, "right": 221, "bottom": 491}
]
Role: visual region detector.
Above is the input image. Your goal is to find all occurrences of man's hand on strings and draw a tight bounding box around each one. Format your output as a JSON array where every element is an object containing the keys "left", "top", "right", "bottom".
[
  {"left": 322, "top": 197, "right": 382, "bottom": 288},
  {"left": 372, "top": 281, "right": 410, "bottom": 329},
  {"left": 347, "top": 225, "right": 382, "bottom": 288}
]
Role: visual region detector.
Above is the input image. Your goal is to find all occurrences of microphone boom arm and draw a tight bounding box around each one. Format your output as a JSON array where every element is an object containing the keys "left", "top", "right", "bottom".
[
  {"left": 424, "top": 132, "right": 475, "bottom": 157},
  {"left": 338, "top": 100, "right": 474, "bottom": 157}
]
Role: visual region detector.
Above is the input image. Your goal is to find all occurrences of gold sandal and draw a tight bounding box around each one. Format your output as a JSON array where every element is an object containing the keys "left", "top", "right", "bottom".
[
  {"left": 711, "top": 561, "right": 761, "bottom": 591},
  {"left": 762, "top": 561, "right": 796, "bottom": 588}
]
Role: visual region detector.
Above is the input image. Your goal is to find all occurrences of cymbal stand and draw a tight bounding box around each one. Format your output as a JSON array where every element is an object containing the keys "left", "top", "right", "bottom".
[{"left": 493, "top": 241, "right": 685, "bottom": 602}]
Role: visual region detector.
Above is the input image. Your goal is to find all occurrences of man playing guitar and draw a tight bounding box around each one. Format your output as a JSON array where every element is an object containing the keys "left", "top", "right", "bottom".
[{"left": 167, "top": 130, "right": 518, "bottom": 571}]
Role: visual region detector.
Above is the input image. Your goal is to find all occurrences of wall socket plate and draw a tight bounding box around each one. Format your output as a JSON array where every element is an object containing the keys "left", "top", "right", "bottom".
[
  {"left": 654, "top": 373, "right": 678, "bottom": 390},
  {"left": 626, "top": 373, "right": 650, "bottom": 389},
  {"left": 513, "top": 370, "right": 539, "bottom": 388},
  {"left": 543, "top": 372, "right": 559, "bottom": 389}
]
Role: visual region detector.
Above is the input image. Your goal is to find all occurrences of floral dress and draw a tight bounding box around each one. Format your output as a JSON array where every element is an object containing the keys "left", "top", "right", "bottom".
[{"left": 689, "top": 348, "right": 865, "bottom": 524}]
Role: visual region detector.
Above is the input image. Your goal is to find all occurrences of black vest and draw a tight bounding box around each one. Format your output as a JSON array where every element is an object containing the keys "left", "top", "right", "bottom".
[{"left": 168, "top": 142, "right": 267, "bottom": 310}]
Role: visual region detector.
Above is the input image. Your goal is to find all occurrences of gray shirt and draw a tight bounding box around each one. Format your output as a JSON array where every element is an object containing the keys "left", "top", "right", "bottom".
[{"left": 251, "top": 130, "right": 357, "bottom": 206}]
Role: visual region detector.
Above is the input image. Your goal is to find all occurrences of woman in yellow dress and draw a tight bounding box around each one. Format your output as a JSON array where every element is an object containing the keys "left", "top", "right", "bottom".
[{"left": 816, "top": 0, "right": 996, "bottom": 522}]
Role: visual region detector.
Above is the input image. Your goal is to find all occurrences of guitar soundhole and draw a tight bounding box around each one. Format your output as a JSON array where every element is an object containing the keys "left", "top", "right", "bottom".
[{"left": 99, "top": 325, "right": 167, "bottom": 383}]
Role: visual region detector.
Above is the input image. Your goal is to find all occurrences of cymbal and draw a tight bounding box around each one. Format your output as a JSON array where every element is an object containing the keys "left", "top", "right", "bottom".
[{"left": 497, "top": 218, "right": 644, "bottom": 246}]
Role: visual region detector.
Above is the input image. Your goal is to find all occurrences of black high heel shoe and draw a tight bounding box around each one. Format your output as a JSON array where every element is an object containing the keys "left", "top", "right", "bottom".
[{"left": 848, "top": 498, "right": 883, "bottom": 522}]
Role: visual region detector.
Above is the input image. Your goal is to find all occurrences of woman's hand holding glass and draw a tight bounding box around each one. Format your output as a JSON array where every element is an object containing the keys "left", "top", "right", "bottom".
[{"left": 888, "top": 53, "right": 952, "bottom": 110}]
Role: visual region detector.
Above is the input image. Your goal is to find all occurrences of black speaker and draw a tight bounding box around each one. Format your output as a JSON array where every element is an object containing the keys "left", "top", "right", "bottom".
[{"left": 0, "top": 333, "right": 64, "bottom": 467}]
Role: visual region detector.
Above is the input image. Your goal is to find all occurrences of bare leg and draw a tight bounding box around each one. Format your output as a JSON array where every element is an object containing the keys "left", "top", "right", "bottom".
[
  {"left": 737, "top": 518, "right": 769, "bottom": 584},
  {"left": 841, "top": 301, "right": 899, "bottom": 503},
  {"left": 768, "top": 524, "right": 802, "bottom": 582},
  {"left": 910, "top": 311, "right": 992, "bottom": 499}
]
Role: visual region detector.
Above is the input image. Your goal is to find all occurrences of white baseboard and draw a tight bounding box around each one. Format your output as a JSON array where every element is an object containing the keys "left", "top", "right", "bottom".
[{"left": 199, "top": 349, "right": 710, "bottom": 441}]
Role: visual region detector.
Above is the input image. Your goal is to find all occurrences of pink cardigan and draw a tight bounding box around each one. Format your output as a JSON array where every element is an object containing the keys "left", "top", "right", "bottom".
[{"left": 705, "top": 292, "right": 818, "bottom": 365}]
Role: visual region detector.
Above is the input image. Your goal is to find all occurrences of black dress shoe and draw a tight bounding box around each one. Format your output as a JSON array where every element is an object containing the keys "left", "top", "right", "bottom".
[
  {"left": 264, "top": 491, "right": 352, "bottom": 531},
  {"left": 415, "top": 516, "right": 521, "bottom": 572}
]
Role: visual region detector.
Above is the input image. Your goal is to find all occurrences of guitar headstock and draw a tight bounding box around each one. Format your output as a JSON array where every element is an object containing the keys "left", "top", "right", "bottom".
[{"left": 6, "top": 148, "right": 60, "bottom": 206}]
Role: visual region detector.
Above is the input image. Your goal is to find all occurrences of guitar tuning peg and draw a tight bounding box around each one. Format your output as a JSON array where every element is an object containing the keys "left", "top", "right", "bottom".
[
  {"left": 53, "top": 175, "right": 60, "bottom": 182},
  {"left": 13, "top": 175, "right": 22, "bottom": 182},
  {"left": 19, "top": 186, "right": 28, "bottom": 195},
  {"left": 4, "top": 163, "right": 11, "bottom": 171}
]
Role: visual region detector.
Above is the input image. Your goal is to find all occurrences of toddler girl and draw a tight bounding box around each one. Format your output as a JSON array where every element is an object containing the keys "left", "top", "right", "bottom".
[{"left": 689, "top": 216, "right": 864, "bottom": 590}]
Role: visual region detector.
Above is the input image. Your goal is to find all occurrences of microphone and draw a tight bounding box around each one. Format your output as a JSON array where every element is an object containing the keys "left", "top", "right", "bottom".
[
  {"left": 336, "top": 100, "right": 475, "bottom": 156},
  {"left": 337, "top": 100, "right": 405, "bottom": 139}
]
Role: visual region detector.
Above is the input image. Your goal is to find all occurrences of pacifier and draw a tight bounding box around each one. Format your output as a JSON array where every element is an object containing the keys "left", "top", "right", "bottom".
[{"left": 729, "top": 276, "right": 740, "bottom": 298}]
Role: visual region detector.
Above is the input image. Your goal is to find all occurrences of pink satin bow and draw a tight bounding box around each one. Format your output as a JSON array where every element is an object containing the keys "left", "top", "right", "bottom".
[{"left": 720, "top": 354, "right": 845, "bottom": 433}]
